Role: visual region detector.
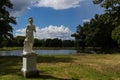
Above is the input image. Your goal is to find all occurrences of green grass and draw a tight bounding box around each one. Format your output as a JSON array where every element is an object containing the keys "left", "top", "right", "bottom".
[
  {"left": 0, "top": 47, "right": 75, "bottom": 51},
  {"left": 0, "top": 54, "right": 120, "bottom": 80},
  {"left": 0, "top": 47, "right": 22, "bottom": 51}
]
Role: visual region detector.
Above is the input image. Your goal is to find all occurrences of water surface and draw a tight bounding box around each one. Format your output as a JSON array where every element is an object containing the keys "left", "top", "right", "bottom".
[{"left": 0, "top": 50, "right": 76, "bottom": 56}]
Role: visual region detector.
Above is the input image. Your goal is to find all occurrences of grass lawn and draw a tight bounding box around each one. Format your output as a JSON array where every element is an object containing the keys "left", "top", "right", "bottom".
[{"left": 0, "top": 54, "right": 120, "bottom": 80}]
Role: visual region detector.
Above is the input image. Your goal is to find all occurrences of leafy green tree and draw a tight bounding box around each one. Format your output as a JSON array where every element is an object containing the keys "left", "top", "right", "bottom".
[
  {"left": 34, "top": 38, "right": 40, "bottom": 47},
  {"left": 45, "top": 38, "right": 62, "bottom": 47},
  {"left": 71, "top": 0, "right": 120, "bottom": 50},
  {"left": 93, "top": 0, "right": 120, "bottom": 26},
  {"left": 71, "top": 25, "right": 86, "bottom": 49},
  {"left": 41, "top": 39, "right": 46, "bottom": 47},
  {"left": 95, "top": 15, "right": 112, "bottom": 47},
  {"left": 0, "top": 0, "right": 16, "bottom": 41},
  {"left": 73, "top": 13, "right": 117, "bottom": 50},
  {"left": 85, "top": 14, "right": 116, "bottom": 49},
  {"left": 53, "top": 38, "right": 62, "bottom": 47},
  {"left": 93, "top": 0, "right": 120, "bottom": 48},
  {"left": 112, "top": 25, "right": 120, "bottom": 47},
  {"left": 62, "top": 40, "right": 75, "bottom": 47},
  {"left": 14, "top": 36, "right": 24, "bottom": 47}
]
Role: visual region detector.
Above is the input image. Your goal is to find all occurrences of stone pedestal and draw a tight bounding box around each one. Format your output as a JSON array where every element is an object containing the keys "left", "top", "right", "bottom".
[{"left": 21, "top": 53, "right": 39, "bottom": 78}]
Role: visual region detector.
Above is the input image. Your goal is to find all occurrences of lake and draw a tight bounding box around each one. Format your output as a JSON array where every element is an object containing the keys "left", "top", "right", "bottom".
[{"left": 0, "top": 50, "right": 76, "bottom": 56}]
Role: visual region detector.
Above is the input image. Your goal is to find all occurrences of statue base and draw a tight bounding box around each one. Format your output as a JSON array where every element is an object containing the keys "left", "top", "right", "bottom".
[{"left": 21, "top": 53, "right": 39, "bottom": 78}]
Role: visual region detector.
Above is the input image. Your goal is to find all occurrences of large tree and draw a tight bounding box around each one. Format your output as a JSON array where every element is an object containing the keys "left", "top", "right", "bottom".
[
  {"left": 93, "top": 0, "right": 120, "bottom": 26},
  {"left": 0, "top": 0, "right": 16, "bottom": 41},
  {"left": 72, "top": 13, "right": 118, "bottom": 50},
  {"left": 85, "top": 14, "right": 116, "bottom": 49},
  {"left": 93, "top": 0, "right": 120, "bottom": 47},
  {"left": 72, "top": 0, "right": 120, "bottom": 50}
]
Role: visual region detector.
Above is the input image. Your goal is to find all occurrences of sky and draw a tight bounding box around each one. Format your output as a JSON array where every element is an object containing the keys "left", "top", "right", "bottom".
[{"left": 9, "top": 0, "right": 104, "bottom": 40}]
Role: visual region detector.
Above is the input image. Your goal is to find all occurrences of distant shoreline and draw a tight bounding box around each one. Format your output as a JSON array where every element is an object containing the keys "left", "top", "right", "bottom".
[{"left": 0, "top": 47, "right": 76, "bottom": 51}]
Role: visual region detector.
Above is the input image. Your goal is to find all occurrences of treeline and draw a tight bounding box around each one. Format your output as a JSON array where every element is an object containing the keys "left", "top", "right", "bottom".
[
  {"left": 72, "top": 0, "right": 120, "bottom": 50},
  {"left": 0, "top": 36, "right": 75, "bottom": 48}
]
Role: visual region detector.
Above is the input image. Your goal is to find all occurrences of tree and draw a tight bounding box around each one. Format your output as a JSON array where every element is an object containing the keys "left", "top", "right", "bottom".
[
  {"left": 93, "top": 0, "right": 120, "bottom": 48},
  {"left": 71, "top": 0, "right": 120, "bottom": 50},
  {"left": 71, "top": 25, "right": 86, "bottom": 49},
  {"left": 112, "top": 25, "right": 120, "bottom": 47},
  {"left": 14, "top": 36, "right": 25, "bottom": 47},
  {"left": 73, "top": 13, "right": 117, "bottom": 50},
  {"left": 62, "top": 40, "right": 75, "bottom": 47},
  {"left": 45, "top": 38, "right": 62, "bottom": 47},
  {"left": 0, "top": 0, "right": 16, "bottom": 41},
  {"left": 93, "top": 0, "right": 120, "bottom": 26}
]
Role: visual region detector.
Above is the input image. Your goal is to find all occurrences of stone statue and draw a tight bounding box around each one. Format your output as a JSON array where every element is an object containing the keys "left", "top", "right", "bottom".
[{"left": 23, "top": 17, "right": 36, "bottom": 54}]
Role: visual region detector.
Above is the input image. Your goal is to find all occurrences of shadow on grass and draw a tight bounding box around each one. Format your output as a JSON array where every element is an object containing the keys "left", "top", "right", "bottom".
[
  {"left": 0, "top": 56, "right": 22, "bottom": 76},
  {"left": 0, "top": 56, "right": 73, "bottom": 79},
  {"left": 39, "top": 74, "right": 70, "bottom": 80},
  {"left": 37, "top": 55, "right": 74, "bottom": 63},
  {"left": 25, "top": 71, "right": 71, "bottom": 80}
]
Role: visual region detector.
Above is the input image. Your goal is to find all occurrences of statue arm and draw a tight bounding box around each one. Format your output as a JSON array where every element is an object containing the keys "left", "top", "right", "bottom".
[
  {"left": 26, "top": 25, "right": 29, "bottom": 37},
  {"left": 34, "top": 25, "right": 36, "bottom": 32}
]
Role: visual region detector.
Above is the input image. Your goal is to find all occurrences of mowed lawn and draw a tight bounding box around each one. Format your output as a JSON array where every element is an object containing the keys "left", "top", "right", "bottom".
[{"left": 0, "top": 54, "right": 120, "bottom": 80}]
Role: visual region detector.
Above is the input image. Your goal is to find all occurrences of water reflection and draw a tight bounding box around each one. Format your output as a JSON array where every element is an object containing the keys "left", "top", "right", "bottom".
[{"left": 0, "top": 50, "right": 76, "bottom": 56}]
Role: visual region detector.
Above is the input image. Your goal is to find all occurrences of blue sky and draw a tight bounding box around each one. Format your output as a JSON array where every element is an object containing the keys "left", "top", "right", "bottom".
[{"left": 10, "top": 0, "right": 104, "bottom": 40}]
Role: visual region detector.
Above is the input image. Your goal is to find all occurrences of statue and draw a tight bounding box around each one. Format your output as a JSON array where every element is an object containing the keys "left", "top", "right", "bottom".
[
  {"left": 23, "top": 17, "right": 36, "bottom": 54},
  {"left": 22, "top": 18, "right": 39, "bottom": 78}
]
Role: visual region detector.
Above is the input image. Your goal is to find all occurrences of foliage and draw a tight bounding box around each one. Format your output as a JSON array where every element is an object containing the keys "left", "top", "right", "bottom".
[
  {"left": 93, "top": 0, "right": 120, "bottom": 47},
  {"left": 62, "top": 40, "right": 75, "bottom": 47},
  {"left": 87, "top": 14, "right": 116, "bottom": 49},
  {"left": 72, "top": 0, "right": 120, "bottom": 49},
  {"left": 0, "top": 0, "right": 16, "bottom": 47},
  {"left": 112, "top": 25, "right": 120, "bottom": 47},
  {"left": 93, "top": 0, "right": 120, "bottom": 26},
  {"left": 72, "top": 14, "right": 117, "bottom": 49},
  {"left": 71, "top": 25, "right": 86, "bottom": 49},
  {"left": 0, "top": 36, "right": 75, "bottom": 48}
]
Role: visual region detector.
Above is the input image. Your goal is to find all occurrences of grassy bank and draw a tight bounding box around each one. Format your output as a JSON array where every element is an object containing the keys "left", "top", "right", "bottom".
[
  {"left": 0, "top": 47, "right": 75, "bottom": 51},
  {"left": 0, "top": 47, "right": 22, "bottom": 51},
  {"left": 0, "top": 54, "right": 120, "bottom": 80}
]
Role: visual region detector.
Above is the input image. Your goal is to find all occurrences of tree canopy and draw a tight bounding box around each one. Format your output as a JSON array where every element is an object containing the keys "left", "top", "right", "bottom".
[
  {"left": 72, "top": 0, "right": 120, "bottom": 50},
  {"left": 0, "top": 36, "right": 75, "bottom": 48},
  {"left": 0, "top": 0, "right": 16, "bottom": 41}
]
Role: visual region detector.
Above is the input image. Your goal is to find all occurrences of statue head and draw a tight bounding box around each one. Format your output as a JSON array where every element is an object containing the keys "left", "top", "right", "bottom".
[{"left": 28, "top": 17, "right": 33, "bottom": 23}]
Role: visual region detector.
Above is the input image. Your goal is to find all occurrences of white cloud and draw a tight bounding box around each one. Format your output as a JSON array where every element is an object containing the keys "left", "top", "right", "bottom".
[
  {"left": 15, "top": 25, "right": 74, "bottom": 40},
  {"left": 35, "top": 0, "right": 83, "bottom": 10},
  {"left": 82, "top": 19, "right": 90, "bottom": 23},
  {"left": 9, "top": 0, "right": 84, "bottom": 16},
  {"left": 15, "top": 28, "right": 26, "bottom": 36}
]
